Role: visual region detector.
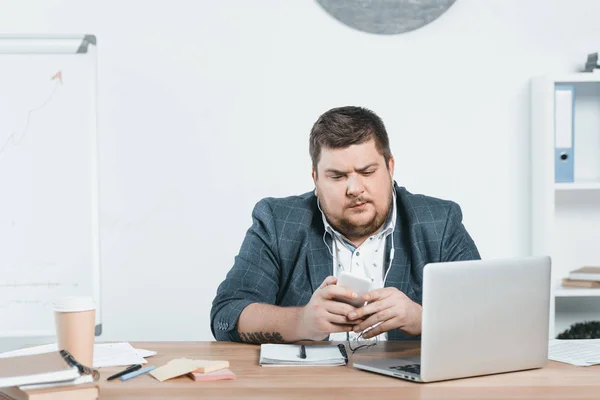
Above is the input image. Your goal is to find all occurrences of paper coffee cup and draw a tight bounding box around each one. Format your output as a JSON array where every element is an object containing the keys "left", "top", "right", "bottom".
[{"left": 54, "top": 296, "right": 96, "bottom": 367}]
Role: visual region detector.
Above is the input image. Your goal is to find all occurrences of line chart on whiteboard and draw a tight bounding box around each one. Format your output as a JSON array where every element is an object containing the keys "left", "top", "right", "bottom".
[{"left": 0, "top": 70, "right": 62, "bottom": 161}]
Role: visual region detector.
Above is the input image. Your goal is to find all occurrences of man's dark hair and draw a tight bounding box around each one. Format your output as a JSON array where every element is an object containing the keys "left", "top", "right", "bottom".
[{"left": 309, "top": 106, "right": 392, "bottom": 172}]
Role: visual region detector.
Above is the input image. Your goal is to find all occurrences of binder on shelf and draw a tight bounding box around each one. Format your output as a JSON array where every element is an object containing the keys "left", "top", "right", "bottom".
[{"left": 554, "top": 84, "right": 575, "bottom": 183}]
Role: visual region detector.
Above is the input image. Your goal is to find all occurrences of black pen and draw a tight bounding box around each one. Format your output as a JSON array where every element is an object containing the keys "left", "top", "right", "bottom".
[
  {"left": 299, "top": 344, "right": 307, "bottom": 359},
  {"left": 107, "top": 364, "right": 142, "bottom": 381}
]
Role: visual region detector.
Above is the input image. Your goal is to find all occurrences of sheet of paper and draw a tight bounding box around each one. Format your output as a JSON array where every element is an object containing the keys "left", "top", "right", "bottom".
[
  {"left": 0, "top": 342, "right": 157, "bottom": 368},
  {"left": 93, "top": 343, "right": 147, "bottom": 368},
  {"left": 137, "top": 348, "right": 157, "bottom": 358},
  {"left": 549, "top": 340, "right": 600, "bottom": 366}
]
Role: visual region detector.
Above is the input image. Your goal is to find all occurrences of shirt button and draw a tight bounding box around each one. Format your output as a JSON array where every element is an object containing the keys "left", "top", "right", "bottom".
[{"left": 356, "top": 252, "right": 360, "bottom": 256}]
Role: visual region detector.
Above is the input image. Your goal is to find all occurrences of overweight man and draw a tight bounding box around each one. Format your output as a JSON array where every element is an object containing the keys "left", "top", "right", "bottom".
[{"left": 211, "top": 106, "right": 480, "bottom": 343}]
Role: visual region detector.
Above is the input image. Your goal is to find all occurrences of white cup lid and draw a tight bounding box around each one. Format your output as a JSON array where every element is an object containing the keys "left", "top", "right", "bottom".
[{"left": 53, "top": 296, "right": 96, "bottom": 312}]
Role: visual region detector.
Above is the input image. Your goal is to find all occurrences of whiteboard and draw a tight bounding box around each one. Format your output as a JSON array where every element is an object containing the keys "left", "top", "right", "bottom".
[{"left": 0, "top": 35, "right": 101, "bottom": 337}]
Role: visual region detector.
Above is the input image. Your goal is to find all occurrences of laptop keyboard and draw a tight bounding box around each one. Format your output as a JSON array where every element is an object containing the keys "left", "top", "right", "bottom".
[{"left": 389, "top": 364, "right": 421, "bottom": 375}]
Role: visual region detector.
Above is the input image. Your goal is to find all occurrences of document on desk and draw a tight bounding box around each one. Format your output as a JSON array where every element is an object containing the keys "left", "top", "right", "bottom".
[
  {"left": 93, "top": 342, "right": 157, "bottom": 368},
  {"left": 549, "top": 339, "right": 600, "bottom": 366},
  {"left": 0, "top": 342, "right": 157, "bottom": 368}
]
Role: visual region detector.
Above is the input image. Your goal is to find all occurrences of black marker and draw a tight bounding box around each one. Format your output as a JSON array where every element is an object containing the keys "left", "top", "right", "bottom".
[
  {"left": 299, "top": 344, "right": 307, "bottom": 359},
  {"left": 107, "top": 364, "right": 142, "bottom": 381}
]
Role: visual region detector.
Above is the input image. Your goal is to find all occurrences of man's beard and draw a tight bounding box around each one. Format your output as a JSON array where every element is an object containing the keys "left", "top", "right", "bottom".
[
  {"left": 336, "top": 211, "right": 387, "bottom": 240},
  {"left": 325, "top": 192, "right": 392, "bottom": 241}
]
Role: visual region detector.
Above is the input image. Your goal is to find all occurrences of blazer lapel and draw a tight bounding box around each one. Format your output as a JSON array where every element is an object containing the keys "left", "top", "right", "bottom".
[
  {"left": 384, "top": 194, "right": 412, "bottom": 296},
  {"left": 307, "top": 223, "right": 333, "bottom": 293}
]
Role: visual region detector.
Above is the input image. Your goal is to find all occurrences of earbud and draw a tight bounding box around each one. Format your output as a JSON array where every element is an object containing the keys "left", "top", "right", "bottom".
[{"left": 384, "top": 231, "right": 395, "bottom": 284}]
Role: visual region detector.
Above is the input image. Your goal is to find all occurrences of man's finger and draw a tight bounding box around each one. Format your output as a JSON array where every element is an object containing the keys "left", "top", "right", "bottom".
[
  {"left": 321, "top": 285, "right": 357, "bottom": 301},
  {"left": 319, "top": 276, "right": 337, "bottom": 289},
  {"left": 353, "top": 306, "right": 394, "bottom": 333},
  {"left": 347, "top": 299, "right": 391, "bottom": 321},
  {"left": 361, "top": 319, "right": 398, "bottom": 339},
  {"left": 324, "top": 300, "right": 357, "bottom": 316},
  {"left": 327, "top": 314, "right": 356, "bottom": 325},
  {"left": 362, "top": 287, "right": 399, "bottom": 302}
]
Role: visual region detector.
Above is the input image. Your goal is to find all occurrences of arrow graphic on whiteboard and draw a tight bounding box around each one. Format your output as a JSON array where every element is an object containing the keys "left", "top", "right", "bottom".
[
  {"left": 0, "top": 71, "right": 62, "bottom": 160},
  {"left": 51, "top": 71, "right": 63, "bottom": 84}
]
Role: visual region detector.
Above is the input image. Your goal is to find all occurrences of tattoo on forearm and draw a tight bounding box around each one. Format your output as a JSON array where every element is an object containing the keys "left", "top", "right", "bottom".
[{"left": 239, "top": 331, "right": 285, "bottom": 344}]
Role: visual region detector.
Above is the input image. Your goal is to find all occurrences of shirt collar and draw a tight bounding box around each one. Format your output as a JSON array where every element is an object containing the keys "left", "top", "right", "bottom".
[{"left": 319, "top": 188, "right": 397, "bottom": 245}]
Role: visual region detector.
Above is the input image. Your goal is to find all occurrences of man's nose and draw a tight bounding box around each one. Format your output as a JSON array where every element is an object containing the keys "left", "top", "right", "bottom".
[{"left": 346, "top": 175, "right": 364, "bottom": 197}]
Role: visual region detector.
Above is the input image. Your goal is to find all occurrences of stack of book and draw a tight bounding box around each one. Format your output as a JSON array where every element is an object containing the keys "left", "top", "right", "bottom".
[
  {"left": 0, "top": 351, "right": 99, "bottom": 400},
  {"left": 562, "top": 266, "right": 600, "bottom": 288}
]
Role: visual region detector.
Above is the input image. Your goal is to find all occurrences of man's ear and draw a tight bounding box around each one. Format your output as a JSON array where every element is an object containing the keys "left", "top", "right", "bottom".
[
  {"left": 312, "top": 168, "right": 318, "bottom": 197},
  {"left": 388, "top": 156, "right": 395, "bottom": 180}
]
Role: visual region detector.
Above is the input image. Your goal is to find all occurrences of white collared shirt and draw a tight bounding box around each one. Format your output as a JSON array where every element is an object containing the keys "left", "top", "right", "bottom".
[{"left": 319, "top": 191, "right": 397, "bottom": 341}]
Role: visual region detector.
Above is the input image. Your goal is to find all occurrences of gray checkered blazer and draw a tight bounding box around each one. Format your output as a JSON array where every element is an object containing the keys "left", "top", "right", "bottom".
[{"left": 211, "top": 183, "right": 480, "bottom": 341}]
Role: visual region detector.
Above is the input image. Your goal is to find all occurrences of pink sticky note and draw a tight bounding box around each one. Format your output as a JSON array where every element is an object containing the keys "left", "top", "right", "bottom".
[{"left": 188, "top": 368, "right": 236, "bottom": 382}]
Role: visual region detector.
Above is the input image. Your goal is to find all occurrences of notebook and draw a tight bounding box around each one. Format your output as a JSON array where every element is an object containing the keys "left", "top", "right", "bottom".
[
  {"left": 259, "top": 344, "right": 348, "bottom": 367},
  {"left": 0, "top": 352, "right": 81, "bottom": 389}
]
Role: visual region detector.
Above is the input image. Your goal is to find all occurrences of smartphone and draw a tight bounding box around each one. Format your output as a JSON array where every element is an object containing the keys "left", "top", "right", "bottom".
[{"left": 336, "top": 271, "right": 372, "bottom": 308}]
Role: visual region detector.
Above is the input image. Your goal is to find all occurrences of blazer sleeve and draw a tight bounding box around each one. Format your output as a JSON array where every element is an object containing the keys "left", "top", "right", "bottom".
[
  {"left": 210, "top": 199, "right": 281, "bottom": 342},
  {"left": 440, "top": 202, "right": 481, "bottom": 262}
]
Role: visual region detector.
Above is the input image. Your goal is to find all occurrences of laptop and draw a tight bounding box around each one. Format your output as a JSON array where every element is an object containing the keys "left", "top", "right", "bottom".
[{"left": 353, "top": 256, "right": 551, "bottom": 383}]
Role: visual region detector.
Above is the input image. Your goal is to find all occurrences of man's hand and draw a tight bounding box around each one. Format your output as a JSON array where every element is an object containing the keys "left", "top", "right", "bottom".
[
  {"left": 346, "top": 287, "right": 422, "bottom": 339},
  {"left": 298, "top": 276, "right": 362, "bottom": 341}
]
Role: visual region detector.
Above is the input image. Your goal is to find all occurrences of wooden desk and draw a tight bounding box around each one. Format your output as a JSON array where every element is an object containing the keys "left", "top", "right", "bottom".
[{"left": 99, "top": 341, "right": 600, "bottom": 399}]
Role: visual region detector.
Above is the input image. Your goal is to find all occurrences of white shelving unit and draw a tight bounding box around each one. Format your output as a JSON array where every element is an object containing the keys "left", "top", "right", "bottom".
[
  {"left": 555, "top": 182, "right": 600, "bottom": 191},
  {"left": 554, "top": 288, "right": 600, "bottom": 298},
  {"left": 531, "top": 73, "right": 600, "bottom": 338}
]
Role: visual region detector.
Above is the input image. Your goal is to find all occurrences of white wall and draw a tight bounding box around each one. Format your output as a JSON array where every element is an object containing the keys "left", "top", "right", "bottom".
[{"left": 1, "top": 0, "right": 599, "bottom": 345}]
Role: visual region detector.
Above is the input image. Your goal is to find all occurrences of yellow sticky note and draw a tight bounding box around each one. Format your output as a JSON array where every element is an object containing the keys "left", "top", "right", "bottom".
[
  {"left": 193, "top": 360, "right": 229, "bottom": 374},
  {"left": 150, "top": 358, "right": 198, "bottom": 382},
  {"left": 149, "top": 359, "right": 230, "bottom": 382}
]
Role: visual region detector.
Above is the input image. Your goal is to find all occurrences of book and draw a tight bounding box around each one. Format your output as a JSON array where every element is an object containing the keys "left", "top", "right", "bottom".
[
  {"left": 0, "top": 383, "right": 98, "bottom": 400},
  {"left": 0, "top": 352, "right": 81, "bottom": 388},
  {"left": 259, "top": 344, "right": 348, "bottom": 367},
  {"left": 568, "top": 266, "right": 600, "bottom": 281},
  {"left": 562, "top": 278, "right": 600, "bottom": 288}
]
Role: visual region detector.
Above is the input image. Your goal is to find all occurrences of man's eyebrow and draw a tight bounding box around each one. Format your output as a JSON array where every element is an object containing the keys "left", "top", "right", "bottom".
[
  {"left": 324, "top": 163, "right": 378, "bottom": 175},
  {"left": 324, "top": 168, "right": 347, "bottom": 175},
  {"left": 356, "top": 163, "right": 378, "bottom": 172}
]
